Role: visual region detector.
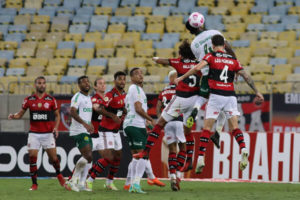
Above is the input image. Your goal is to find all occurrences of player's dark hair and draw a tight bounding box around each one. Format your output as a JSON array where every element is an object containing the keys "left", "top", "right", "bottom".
[
  {"left": 185, "top": 21, "right": 200, "bottom": 35},
  {"left": 212, "top": 34, "right": 225, "bottom": 46},
  {"left": 114, "top": 71, "right": 126, "bottom": 80},
  {"left": 78, "top": 75, "right": 88, "bottom": 84},
  {"left": 34, "top": 76, "right": 46, "bottom": 83},
  {"left": 94, "top": 77, "right": 104, "bottom": 86},
  {"left": 129, "top": 67, "right": 140, "bottom": 77},
  {"left": 179, "top": 40, "right": 196, "bottom": 60}
]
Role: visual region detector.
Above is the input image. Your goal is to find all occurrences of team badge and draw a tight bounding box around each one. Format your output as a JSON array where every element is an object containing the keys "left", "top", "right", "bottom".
[
  {"left": 44, "top": 102, "right": 49, "bottom": 109},
  {"left": 38, "top": 103, "right": 42, "bottom": 108},
  {"left": 84, "top": 136, "right": 89, "bottom": 141},
  {"left": 104, "top": 97, "right": 109, "bottom": 102},
  {"left": 92, "top": 98, "right": 96, "bottom": 102}
]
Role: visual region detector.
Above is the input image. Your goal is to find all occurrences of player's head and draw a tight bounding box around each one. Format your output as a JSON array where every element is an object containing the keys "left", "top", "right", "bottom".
[
  {"left": 179, "top": 40, "right": 196, "bottom": 60},
  {"left": 212, "top": 34, "right": 225, "bottom": 50},
  {"left": 168, "top": 70, "right": 177, "bottom": 84},
  {"left": 130, "top": 67, "right": 143, "bottom": 85},
  {"left": 94, "top": 77, "right": 106, "bottom": 94},
  {"left": 114, "top": 71, "right": 126, "bottom": 90},
  {"left": 34, "top": 76, "right": 46, "bottom": 94},
  {"left": 77, "top": 75, "right": 90, "bottom": 93},
  {"left": 186, "top": 12, "right": 205, "bottom": 35}
]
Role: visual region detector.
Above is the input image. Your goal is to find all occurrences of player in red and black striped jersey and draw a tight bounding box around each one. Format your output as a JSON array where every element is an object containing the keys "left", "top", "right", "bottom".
[
  {"left": 8, "top": 76, "right": 69, "bottom": 191},
  {"left": 156, "top": 70, "right": 185, "bottom": 191},
  {"left": 176, "top": 35, "right": 264, "bottom": 174},
  {"left": 87, "top": 71, "right": 126, "bottom": 190},
  {"left": 134, "top": 41, "right": 199, "bottom": 171}
]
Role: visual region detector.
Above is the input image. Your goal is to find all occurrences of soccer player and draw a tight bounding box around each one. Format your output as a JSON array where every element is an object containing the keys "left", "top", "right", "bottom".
[
  {"left": 133, "top": 40, "right": 200, "bottom": 173},
  {"left": 123, "top": 68, "right": 164, "bottom": 193},
  {"left": 8, "top": 76, "right": 68, "bottom": 191},
  {"left": 86, "top": 71, "right": 126, "bottom": 191},
  {"left": 175, "top": 35, "right": 264, "bottom": 173},
  {"left": 156, "top": 70, "right": 186, "bottom": 191},
  {"left": 185, "top": 12, "right": 238, "bottom": 149},
  {"left": 68, "top": 76, "right": 94, "bottom": 192}
]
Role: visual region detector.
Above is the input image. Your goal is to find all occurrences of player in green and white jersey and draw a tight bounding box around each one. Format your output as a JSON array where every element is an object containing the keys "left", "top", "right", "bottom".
[{"left": 67, "top": 76, "right": 94, "bottom": 192}]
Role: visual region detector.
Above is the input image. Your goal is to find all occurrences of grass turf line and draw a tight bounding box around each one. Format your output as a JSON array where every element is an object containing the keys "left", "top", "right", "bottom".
[{"left": 0, "top": 179, "right": 299, "bottom": 200}]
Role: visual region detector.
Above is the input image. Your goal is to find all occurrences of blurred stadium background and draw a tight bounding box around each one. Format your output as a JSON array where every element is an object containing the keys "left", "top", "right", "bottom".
[{"left": 0, "top": 0, "right": 300, "bottom": 184}]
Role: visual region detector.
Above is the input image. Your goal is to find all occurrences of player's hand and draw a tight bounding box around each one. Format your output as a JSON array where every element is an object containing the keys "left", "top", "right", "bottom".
[
  {"left": 152, "top": 57, "right": 159, "bottom": 63},
  {"left": 84, "top": 123, "right": 94, "bottom": 134},
  {"left": 92, "top": 103, "right": 100, "bottom": 110},
  {"left": 8, "top": 114, "right": 14, "bottom": 120},
  {"left": 174, "top": 77, "right": 181, "bottom": 85},
  {"left": 112, "top": 115, "right": 122, "bottom": 124},
  {"left": 254, "top": 92, "right": 264, "bottom": 105},
  {"left": 53, "top": 128, "right": 59, "bottom": 138}
]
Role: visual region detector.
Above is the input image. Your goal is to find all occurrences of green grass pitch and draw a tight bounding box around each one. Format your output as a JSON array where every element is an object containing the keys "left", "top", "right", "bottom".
[{"left": 0, "top": 179, "right": 299, "bottom": 200}]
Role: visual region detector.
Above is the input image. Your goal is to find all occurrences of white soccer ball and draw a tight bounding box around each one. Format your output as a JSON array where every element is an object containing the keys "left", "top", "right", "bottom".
[{"left": 188, "top": 12, "right": 205, "bottom": 28}]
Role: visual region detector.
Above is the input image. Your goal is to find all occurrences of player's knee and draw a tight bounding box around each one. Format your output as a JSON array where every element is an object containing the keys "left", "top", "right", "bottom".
[
  {"left": 178, "top": 143, "right": 186, "bottom": 151},
  {"left": 168, "top": 143, "right": 177, "bottom": 152}
]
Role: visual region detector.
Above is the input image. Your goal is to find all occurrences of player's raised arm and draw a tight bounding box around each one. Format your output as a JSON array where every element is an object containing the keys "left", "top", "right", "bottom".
[
  {"left": 8, "top": 108, "right": 26, "bottom": 119},
  {"left": 237, "top": 69, "right": 264, "bottom": 101},
  {"left": 175, "top": 60, "right": 208, "bottom": 85},
  {"left": 152, "top": 57, "right": 170, "bottom": 66}
]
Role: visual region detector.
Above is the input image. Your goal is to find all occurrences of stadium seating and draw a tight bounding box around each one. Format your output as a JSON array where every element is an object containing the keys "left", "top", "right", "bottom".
[{"left": 0, "top": 0, "right": 299, "bottom": 94}]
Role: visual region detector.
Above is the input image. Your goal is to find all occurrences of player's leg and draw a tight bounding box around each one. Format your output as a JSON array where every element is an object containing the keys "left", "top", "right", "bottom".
[
  {"left": 186, "top": 96, "right": 208, "bottom": 128},
  {"left": 210, "top": 111, "right": 227, "bottom": 149},
  {"left": 145, "top": 159, "right": 165, "bottom": 187},
  {"left": 175, "top": 121, "right": 186, "bottom": 181},
  {"left": 105, "top": 149, "right": 121, "bottom": 190},
  {"left": 27, "top": 133, "right": 40, "bottom": 191}
]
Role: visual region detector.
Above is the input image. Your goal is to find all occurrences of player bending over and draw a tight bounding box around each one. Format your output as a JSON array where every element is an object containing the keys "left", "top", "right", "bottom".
[{"left": 175, "top": 35, "right": 264, "bottom": 173}]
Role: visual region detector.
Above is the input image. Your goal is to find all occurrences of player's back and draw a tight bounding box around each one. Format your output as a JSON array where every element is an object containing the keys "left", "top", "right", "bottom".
[{"left": 159, "top": 84, "right": 176, "bottom": 109}]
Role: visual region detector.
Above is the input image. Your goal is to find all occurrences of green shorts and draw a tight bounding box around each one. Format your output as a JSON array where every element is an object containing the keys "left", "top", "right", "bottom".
[
  {"left": 70, "top": 133, "right": 92, "bottom": 149},
  {"left": 124, "top": 126, "right": 147, "bottom": 150}
]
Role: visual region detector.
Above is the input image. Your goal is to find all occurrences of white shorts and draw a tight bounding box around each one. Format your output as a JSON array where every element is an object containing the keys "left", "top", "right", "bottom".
[
  {"left": 94, "top": 131, "right": 122, "bottom": 151},
  {"left": 164, "top": 121, "right": 186, "bottom": 145},
  {"left": 206, "top": 94, "right": 240, "bottom": 120},
  {"left": 27, "top": 133, "right": 56, "bottom": 150},
  {"left": 162, "top": 95, "right": 202, "bottom": 126}
]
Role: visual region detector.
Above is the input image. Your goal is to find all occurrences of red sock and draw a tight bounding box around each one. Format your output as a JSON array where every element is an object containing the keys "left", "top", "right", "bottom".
[
  {"left": 198, "top": 129, "right": 211, "bottom": 156},
  {"left": 107, "top": 158, "right": 120, "bottom": 180},
  {"left": 185, "top": 133, "right": 194, "bottom": 160},
  {"left": 176, "top": 150, "right": 186, "bottom": 171},
  {"left": 52, "top": 159, "right": 61, "bottom": 175},
  {"left": 232, "top": 128, "right": 246, "bottom": 150},
  {"left": 29, "top": 156, "right": 38, "bottom": 185},
  {"left": 145, "top": 124, "right": 163, "bottom": 151},
  {"left": 168, "top": 152, "right": 177, "bottom": 174},
  {"left": 89, "top": 158, "right": 109, "bottom": 179}
]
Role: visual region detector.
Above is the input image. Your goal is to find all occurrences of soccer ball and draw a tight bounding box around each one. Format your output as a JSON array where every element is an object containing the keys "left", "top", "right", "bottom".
[{"left": 188, "top": 12, "right": 205, "bottom": 28}]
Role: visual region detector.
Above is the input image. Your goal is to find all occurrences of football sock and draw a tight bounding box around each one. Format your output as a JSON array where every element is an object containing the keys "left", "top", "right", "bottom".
[
  {"left": 89, "top": 158, "right": 109, "bottom": 180},
  {"left": 131, "top": 158, "right": 138, "bottom": 184},
  {"left": 52, "top": 159, "right": 61, "bottom": 176},
  {"left": 145, "top": 160, "right": 155, "bottom": 180},
  {"left": 29, "top": 156, "right": 38, "bottom": 185},
  {"left": 185, "top": 133, "right": 194, "bottom": 160},
  {"left": 72, "top": 157, "right": 88, "bottom": 181},
  {"left": 145, "top": 124, "right": 163, "bottom": 151},
  {"left": 232, "top": 128, "right": 246, "bottom": 150},
  {"left": 107, "top": 158, "right": 120, "bottom": 181},
  {"left": 80, "top": 162, "right": 91, "bottom": 185},
  {"left": 176, "top": 150, "right": 186, "bottom": 171},
  {"left": 133, "top": 159, "right": 147, "bottom": 185},
  {"left": 168, "top": 152, "right": 177, "bottom": 174},
  {"left": 125, "top": 160, "right": 133, "bottom": 185},
  {"left": 199, "top": 129, "right": 211, "bottom": 156}
]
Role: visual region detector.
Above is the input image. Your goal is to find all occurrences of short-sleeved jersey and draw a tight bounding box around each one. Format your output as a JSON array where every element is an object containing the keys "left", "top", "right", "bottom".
[
  {"left": 70, "top": 92, "right": 93, "bottom": 136},
  {"left": 203, "top": 51, "right": 243, "bottom": 96},
  {"left": 91, "top": 93, "right": 105, "bottom": 134},
  {"left": 124, "top": 84, "right": 147, "bottom": 128},
  {"left": 158, "top": 84, "right": 183, "bottom": 121},
  {"left": 99, "top": 88, "right": 126, "bottom": 133},
  {"left": 169, "top": 58, "right": 201, "bottom": 98},
  {"left": 22, "top": 93, "right": 58, "bottom": 133}
]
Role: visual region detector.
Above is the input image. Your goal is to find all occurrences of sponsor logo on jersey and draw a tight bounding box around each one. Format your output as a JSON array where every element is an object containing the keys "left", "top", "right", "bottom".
[
  {"left": 83, "top": 108, "right": 92, "bottom": 112},
  {"left": 33, "top": 113, "right": 48, "bottom": 120}
]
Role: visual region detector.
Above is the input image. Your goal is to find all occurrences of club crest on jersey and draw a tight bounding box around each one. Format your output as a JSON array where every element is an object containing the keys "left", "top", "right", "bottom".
[
  {"left": 44, "top": 102, "right": 50, "bottom": 109},
  {"left": 104, "top": 97, "right": 109, "bottom": 102},
  {"left": 38, "top": 103, "right": 42, "bottom": 108},
  {"left": 92, "top": 98, "right": 97, "bottom": 102}
]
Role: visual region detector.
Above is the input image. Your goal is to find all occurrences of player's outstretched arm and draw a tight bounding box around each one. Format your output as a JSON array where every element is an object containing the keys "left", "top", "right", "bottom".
[
  {"left": 8, "top": 108, "right": 26, "bottom": 120},
  {"left": 70, "top": 107, "right": 94, "bottom": 133},
  {"left": 152, "top": 57, "right": 170, "bottom": 66},
  {"left": 238, "top": 69, "right": 264, "bottom": 101},
  {"left": 175, "top": 60, "right": 208, "bottom": 84}
]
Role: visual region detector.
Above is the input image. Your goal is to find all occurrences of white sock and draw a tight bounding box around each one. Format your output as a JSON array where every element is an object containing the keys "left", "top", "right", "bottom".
[
  {"left": 216, "top": 111, "right": 226, "bottom": 133},
  {"left": 125, "top": 160, "right": 133, "bottom": 185},
  {"left": 170, "top": 173, "right": 176, "bottom": 179},
  {"left": 145, "top": 160, "right": 155, "bottom": 180},
  {"left": 130, "top": 158, "right": 138, "bottom": 185},
  {"left": 79, "top": 162, "right": 91, "bottom": 185},
  {"left": 72, "top": 157, "right": 88, "bottom": 183},
  {"left": 176, "top": 171, "right": 182, "bottom": 179},
  {"left": 133, "top": 159, "right": 147, "bottom": 185},
  {"left": 106, "top": 179, "right": 113, "bottom": 185}
]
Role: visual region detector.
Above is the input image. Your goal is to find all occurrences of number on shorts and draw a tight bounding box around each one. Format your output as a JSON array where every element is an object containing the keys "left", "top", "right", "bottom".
[
  {"left": 188, "top": 75, "right": 197, "bottom": 87},
  {"left": 219, "top": 65, "right": 229, "bottom": 83}
]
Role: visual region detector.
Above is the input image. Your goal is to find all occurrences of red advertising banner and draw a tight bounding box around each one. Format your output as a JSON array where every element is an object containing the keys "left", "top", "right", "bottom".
[{"left": 150, "top": 131, "right": 300, "bottom": 182}]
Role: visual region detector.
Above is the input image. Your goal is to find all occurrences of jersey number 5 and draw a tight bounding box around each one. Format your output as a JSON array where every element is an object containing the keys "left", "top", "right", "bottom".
[{"left": 220, "top": 65, "right": 229, "bottom": 83}]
